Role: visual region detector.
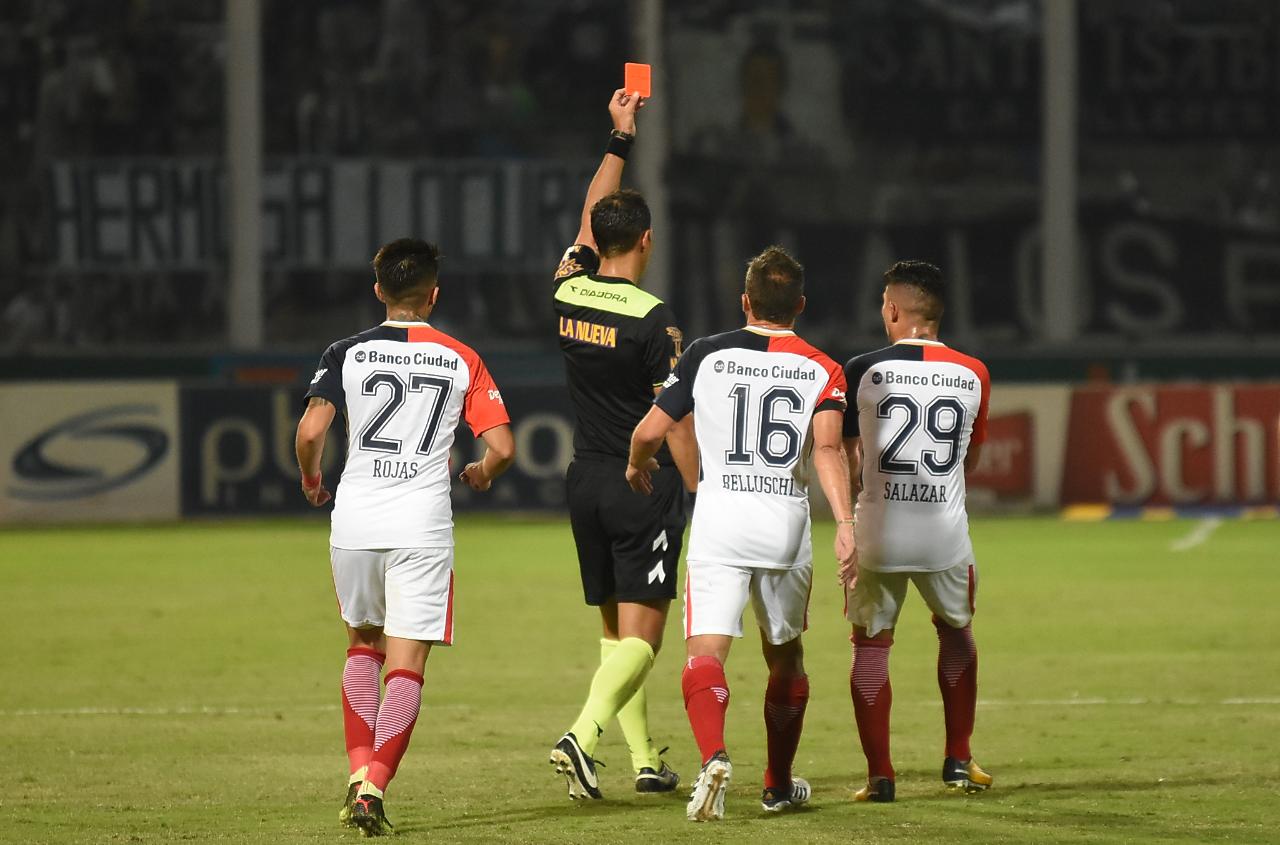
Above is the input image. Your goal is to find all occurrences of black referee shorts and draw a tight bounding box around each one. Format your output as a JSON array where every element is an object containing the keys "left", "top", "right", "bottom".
[{"left": 566, "top": 457, "right": 686, "bottom": 606}]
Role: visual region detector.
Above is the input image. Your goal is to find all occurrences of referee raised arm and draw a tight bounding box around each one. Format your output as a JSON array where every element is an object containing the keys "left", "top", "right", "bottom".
[{"left": 548, "top": 89, "right": 697, "bottom": 800}]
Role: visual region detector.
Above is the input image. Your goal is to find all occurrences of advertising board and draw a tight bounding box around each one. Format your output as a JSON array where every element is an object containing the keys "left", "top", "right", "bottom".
[{"left": 0, "top": 381, "right": 180, "bottom": 523}]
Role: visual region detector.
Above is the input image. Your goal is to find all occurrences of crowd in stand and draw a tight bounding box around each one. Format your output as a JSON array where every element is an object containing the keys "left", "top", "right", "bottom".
[{"left": 0, "top": 0, "right": 1275, "bottom": 352}]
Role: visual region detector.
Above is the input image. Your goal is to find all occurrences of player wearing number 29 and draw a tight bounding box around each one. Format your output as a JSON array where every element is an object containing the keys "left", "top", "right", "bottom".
[
  {"left": 628, "top": 246, "right": 857, "bottom": 821},
  {"left": 841, "top": 260, "right": 993, "bottom": 803},
  {"left": 295, "top": 238, "right": 516, "bottom": 836}
]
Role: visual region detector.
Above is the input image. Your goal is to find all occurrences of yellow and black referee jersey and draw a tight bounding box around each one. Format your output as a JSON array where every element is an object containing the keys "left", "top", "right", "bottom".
[{"left": 553, "top": 243, "right": 683, "bottom": 467}]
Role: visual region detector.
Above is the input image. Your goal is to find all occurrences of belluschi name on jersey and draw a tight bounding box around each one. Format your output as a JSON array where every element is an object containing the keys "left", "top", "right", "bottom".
[{"left": 723, "top": 472, "right": 801, "bottom": 497}]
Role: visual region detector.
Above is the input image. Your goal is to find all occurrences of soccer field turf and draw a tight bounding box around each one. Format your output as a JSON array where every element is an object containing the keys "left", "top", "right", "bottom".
[{"left": 2, "top": 516, "right": 1277, "bottom": 844}]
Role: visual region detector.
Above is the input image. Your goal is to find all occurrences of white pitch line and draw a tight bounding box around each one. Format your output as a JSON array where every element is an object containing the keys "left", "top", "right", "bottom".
[{"left": 1169, "top": 517, "right": 1224, "bottom": 552}]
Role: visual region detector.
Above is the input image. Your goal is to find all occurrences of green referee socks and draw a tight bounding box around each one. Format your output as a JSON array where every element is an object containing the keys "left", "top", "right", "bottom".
[
  {"left": 569, "top": 637, "right": 656, "bottom": 757},
  {"left": 600, "top": 638, "right": 662, "bottom": 772}
]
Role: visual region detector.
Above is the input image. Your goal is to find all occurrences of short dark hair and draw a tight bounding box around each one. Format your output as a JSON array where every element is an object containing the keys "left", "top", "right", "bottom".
[
  {"left": 372, "top": 238, "right": 441, "bottom": 300},
  {"left": 884, "top": 259, "right": 944, "bottom": 321},
  {"left": 590, "top": 190, "right": 651, "bottom": 258},
  {"left": 744, "top": 245, "right": 804, "bottom": 323}
]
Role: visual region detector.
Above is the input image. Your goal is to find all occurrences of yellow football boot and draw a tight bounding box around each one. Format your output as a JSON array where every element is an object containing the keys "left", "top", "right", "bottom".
[
  {"left": 853, "top": 776, "right": 895, "bottom": 803},
  {"left": 943, "top": 757, "right": 992, "bottom": 793}
]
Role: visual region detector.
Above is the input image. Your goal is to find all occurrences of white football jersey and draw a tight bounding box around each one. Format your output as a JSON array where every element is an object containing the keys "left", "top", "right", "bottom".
[
  {"left": 306, "top": 321, "right": 509, "bottom": 549},
  {"left": 843, "top": 339, "right": 990, "bottom": 572},
  {"left": 655, "top": 326, "right": 847, "bottom": 570}
]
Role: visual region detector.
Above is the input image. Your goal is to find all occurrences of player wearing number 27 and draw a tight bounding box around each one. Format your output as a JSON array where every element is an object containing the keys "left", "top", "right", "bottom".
[
  {"left": 295, "top": 239, "right": 516, "bottom": 836},
  {"left": 841, "top": 260, "right": 993, "bottom": 803},
  {"left": 628, "top": 247, "right": 857, "bottom": 821}
]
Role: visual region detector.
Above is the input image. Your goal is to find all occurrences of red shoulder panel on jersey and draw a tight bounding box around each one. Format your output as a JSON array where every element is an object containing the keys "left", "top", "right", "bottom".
[
  {"left": 767, "top": 334, "right": 849, "bottom": 410},
  {"left": 923, "top": 344, "right": 991, "bottom": 444},
  {"left": 407, "top": 325, "right": 510, "bottom": 435}
]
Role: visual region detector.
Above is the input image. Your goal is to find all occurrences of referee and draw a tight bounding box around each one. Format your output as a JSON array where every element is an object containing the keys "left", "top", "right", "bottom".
[{"left": 548, "top": 89, "right": 697, "bottom": 800}]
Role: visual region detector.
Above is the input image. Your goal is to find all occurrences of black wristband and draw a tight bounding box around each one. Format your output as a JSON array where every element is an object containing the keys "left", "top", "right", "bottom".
[{"left": 606, "top": 130, "right": 634, "bottom": 160}]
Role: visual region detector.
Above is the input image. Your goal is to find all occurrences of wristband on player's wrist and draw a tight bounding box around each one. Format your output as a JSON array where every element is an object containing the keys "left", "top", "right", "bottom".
[
  {"left": 302, "top": 472, "right": 322, "bottom": 489},
  {"left": 837, "top": 517, "right": 855, "bottom": 525},
  {"left": 606, "top": 130, "right": 634, "bottom": 160}
]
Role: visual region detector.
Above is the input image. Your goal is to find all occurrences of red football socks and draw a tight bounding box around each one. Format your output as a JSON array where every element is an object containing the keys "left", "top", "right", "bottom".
[
  {"left": 341, "top": 647, "right": 384, "bottom": 775},
  {"left": 850, "top": 631, "right": 894, "bottom": 780},
  {"left": 763, "top": 673, "right": 809, "bottom": 790},
  {"left": 682, "top": 656, "right": 730, "bottom": 765},
  {"left": 364, "top": 669, "right": 424, "bottom": 792},
  {"left": 935, "top": 617, "right": 978, "bottom": 760}
]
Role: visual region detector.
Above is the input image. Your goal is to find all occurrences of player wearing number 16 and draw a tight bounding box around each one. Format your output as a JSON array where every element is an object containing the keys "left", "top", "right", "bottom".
[
  {"left": 628, "top": 246, "right": 857, "bottom": 821},
  {"left": 840, "top": 260, "right": 993, "bottom": 803},
  {"left": 295, "top": 238, "right": 516, "bottom": 836}
]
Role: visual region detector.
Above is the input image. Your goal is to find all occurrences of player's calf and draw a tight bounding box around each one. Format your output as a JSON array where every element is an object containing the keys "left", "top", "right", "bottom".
[{"left": 850, "top": 629, "right": 896, "bottom": 784}]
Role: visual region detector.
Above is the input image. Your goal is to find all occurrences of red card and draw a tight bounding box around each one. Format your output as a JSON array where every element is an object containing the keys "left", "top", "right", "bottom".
[{"left": 624, "top": 63, "right": 651, "bottom": 98}]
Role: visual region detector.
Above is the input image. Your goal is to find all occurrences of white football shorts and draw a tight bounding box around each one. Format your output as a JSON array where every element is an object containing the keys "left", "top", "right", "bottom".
[
  {"left": 844, "top": 559, "right": 976, "bottom": 638},
  {"left": 683, "top": 559, "right": 812, "bottom": 646},
  {"left": 330, "top": 546, "right": 455, "bottom": 644}
]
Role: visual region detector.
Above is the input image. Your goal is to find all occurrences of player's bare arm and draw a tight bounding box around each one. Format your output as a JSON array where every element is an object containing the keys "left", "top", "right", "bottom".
[
  {"left": 626, "top": 404, "right": 677, "bottom": 495},
  {"left": 655, "top": 384, "right": 699, "bottom": 492},
  {"left": 459, "top": 424, "right": 517, "bottom": 492},
  {"left": 812, "top": 409, "right": 856, "bottom": 579},
  {"left": 571, "top": 90, "right": 645, "bottom": 251},
  {"left": 845, "top": 436, "right": 864, "bottom": 498},
  {"left": 840, "top": 435, "right": 863, "bottom": 586},
  {"left": 296, "top": 395, "right": 336, "bottom": 506}
]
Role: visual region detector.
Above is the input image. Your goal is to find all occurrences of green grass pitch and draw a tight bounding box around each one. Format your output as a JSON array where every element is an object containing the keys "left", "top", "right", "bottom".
[{"left": 2, "top": 516, "right": 1277, "bottom": 844}]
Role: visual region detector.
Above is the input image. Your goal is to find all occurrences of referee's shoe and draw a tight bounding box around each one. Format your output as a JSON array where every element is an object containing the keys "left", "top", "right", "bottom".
[
  {"left": 550, "top": 732, "right": 604, "bottom": 800},
  {"left": 634, "top": 751, "right": 680, "bottom": 794}
]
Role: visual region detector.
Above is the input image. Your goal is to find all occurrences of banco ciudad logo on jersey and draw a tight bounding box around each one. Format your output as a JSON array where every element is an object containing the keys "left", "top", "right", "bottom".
[
  {"left": 872, "top": 372, "right": 883, "bottom": 385},
  {"left": 8, "top": 405, "right": 169, "bottom": 501},
  {"left": 354, "top": 351, "right": 367, "bottom": 363}
]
